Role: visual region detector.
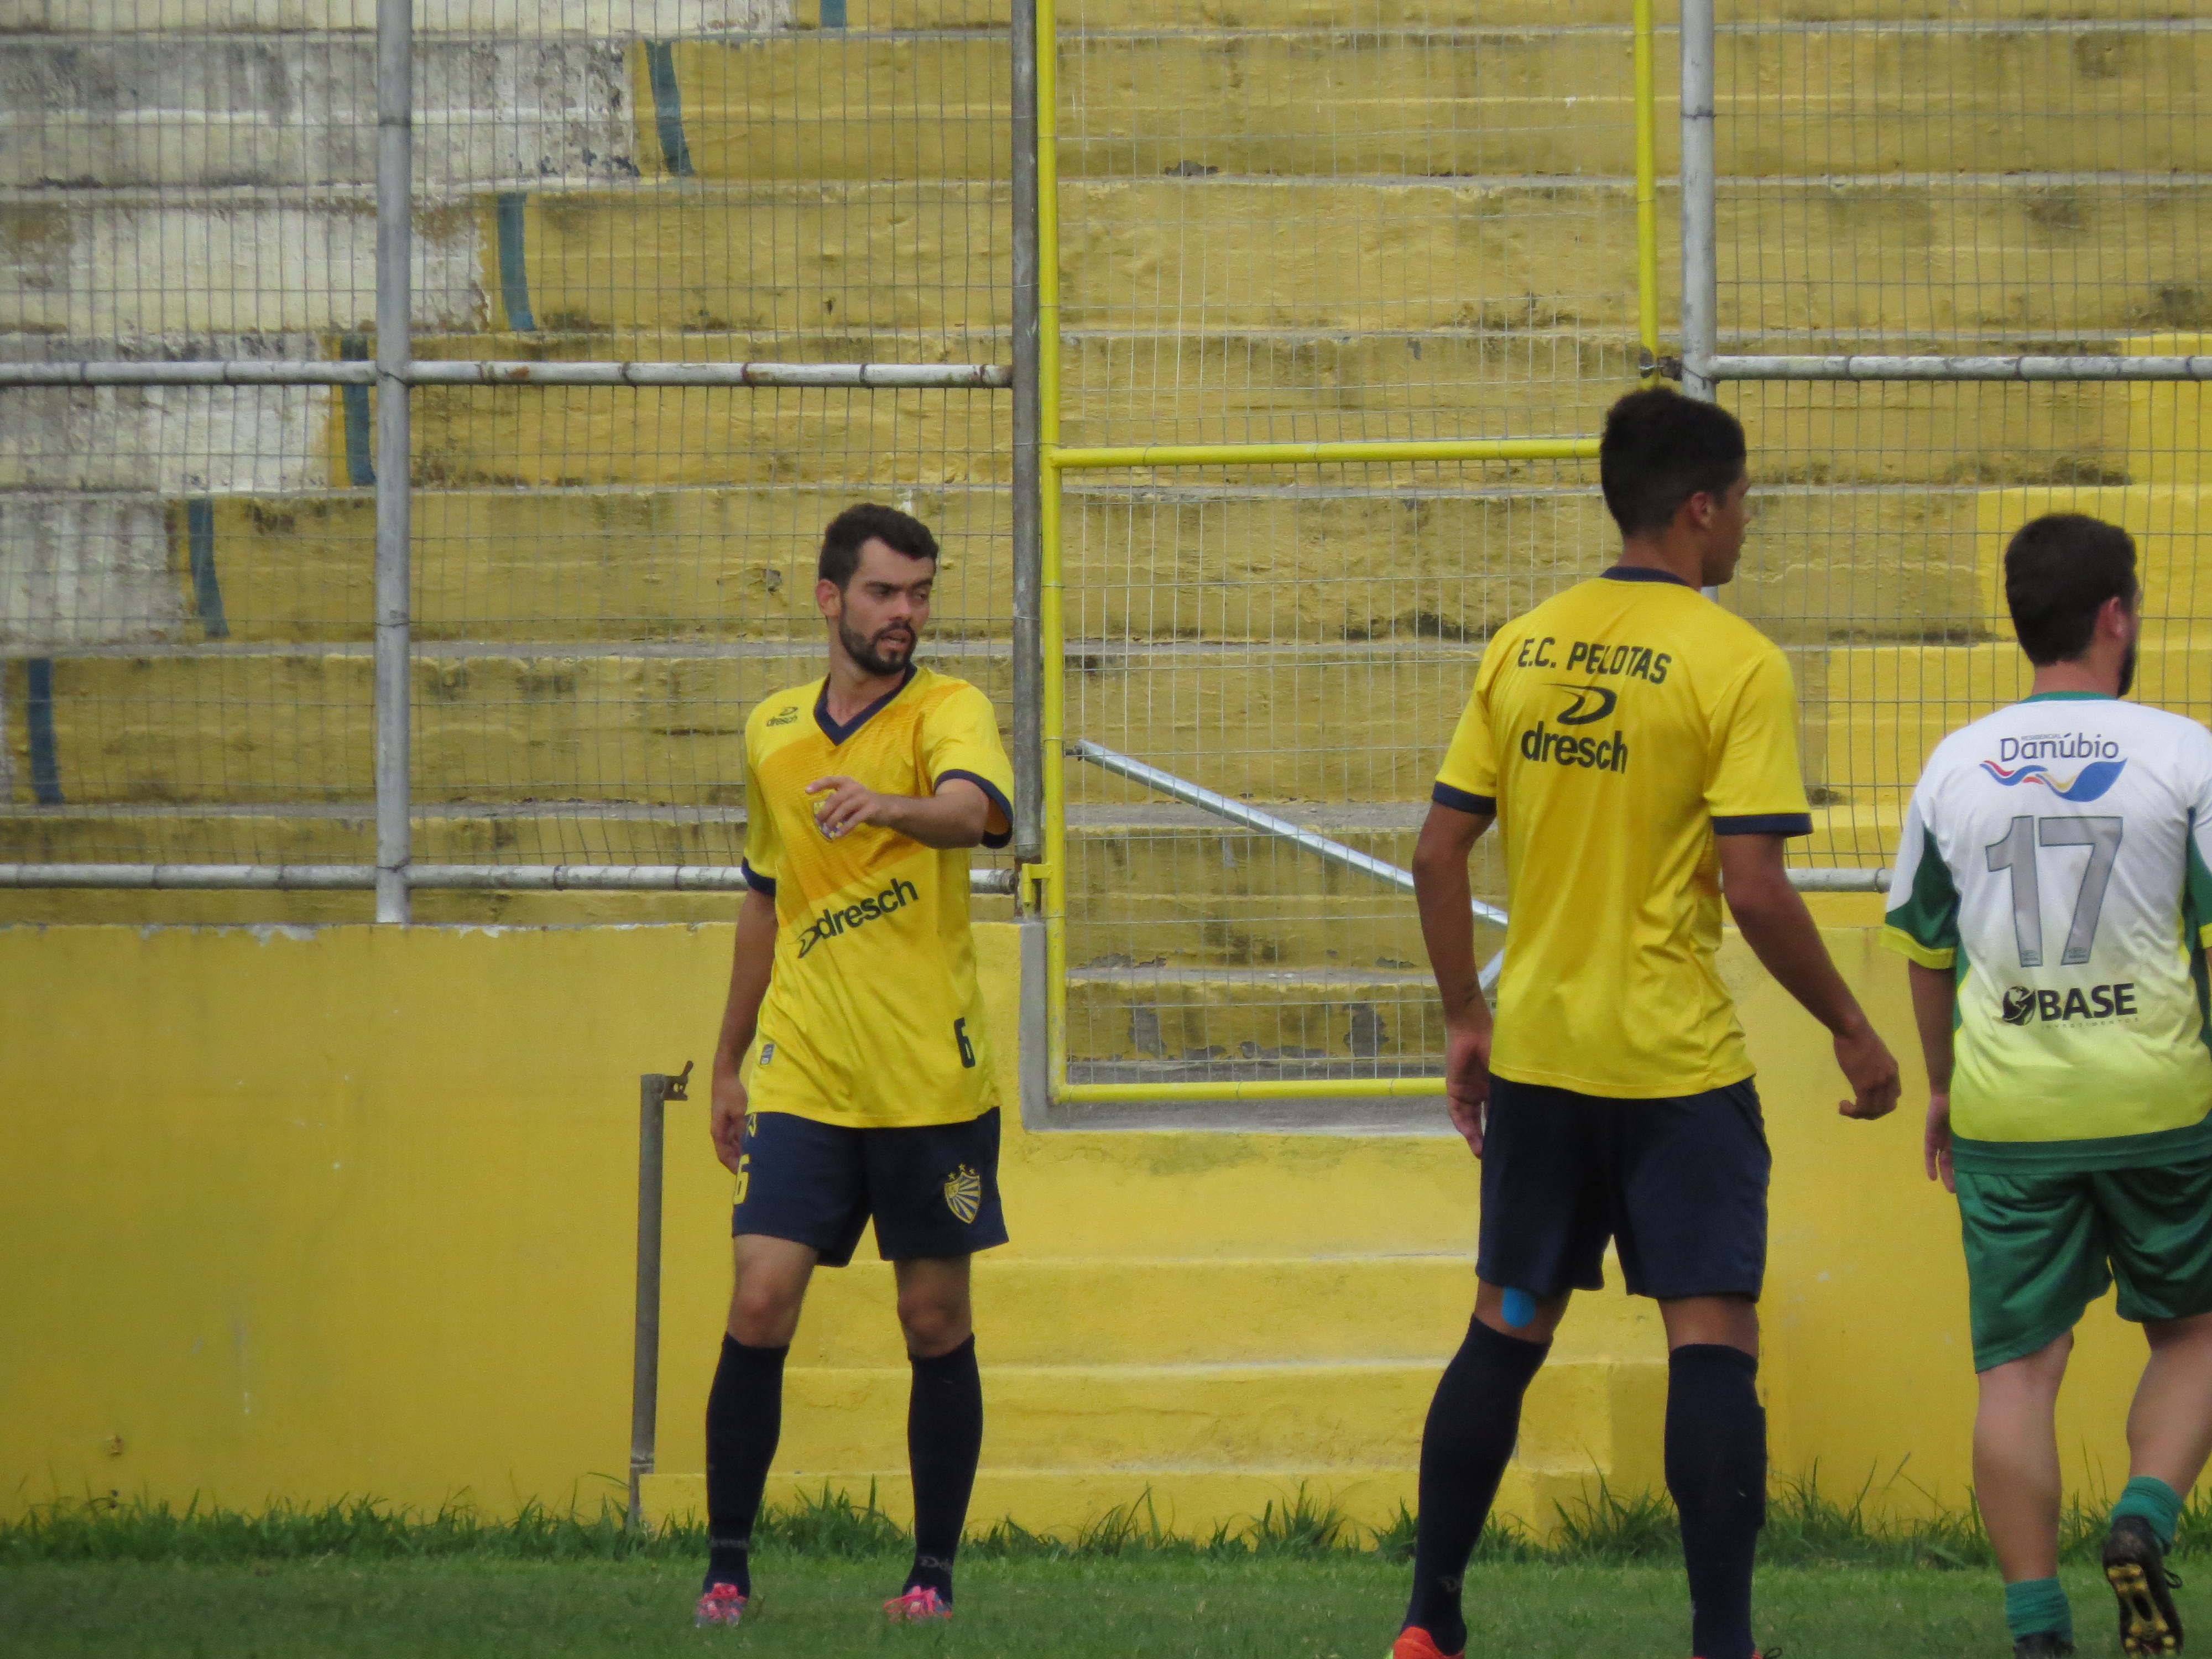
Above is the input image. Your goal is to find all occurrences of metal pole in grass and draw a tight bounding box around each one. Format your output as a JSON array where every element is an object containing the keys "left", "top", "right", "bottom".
[{"left": 630, "top": 1062, "right": 691, "bottom": 1533}]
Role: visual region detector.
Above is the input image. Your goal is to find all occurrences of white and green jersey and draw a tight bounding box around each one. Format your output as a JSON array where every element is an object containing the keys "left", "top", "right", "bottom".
[{"left": 1883, "top": 692, "right": 2212, "bottom": 1172}]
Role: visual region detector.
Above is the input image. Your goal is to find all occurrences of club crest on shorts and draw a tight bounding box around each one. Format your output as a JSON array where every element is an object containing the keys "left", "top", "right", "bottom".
[{"left": 942, "top": 1164, "right": 982, "bottom": 1224}]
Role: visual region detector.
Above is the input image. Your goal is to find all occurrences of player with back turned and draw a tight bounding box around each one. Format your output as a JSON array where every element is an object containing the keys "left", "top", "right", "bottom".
[
  {"left": 1886, "top": 514, "right": 2212, "bottom": 1659},
  {"left": 1391, "top": 389, "right": 1901, "bottom": 1659},
  {"left": 692, "top": 503, "right": 1015, "bottom": 1630}
]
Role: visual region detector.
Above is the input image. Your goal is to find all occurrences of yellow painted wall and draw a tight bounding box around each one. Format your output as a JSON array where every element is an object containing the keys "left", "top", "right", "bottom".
[{"left": 0, "top": 919, "right": 2174, "bottom": 1524}]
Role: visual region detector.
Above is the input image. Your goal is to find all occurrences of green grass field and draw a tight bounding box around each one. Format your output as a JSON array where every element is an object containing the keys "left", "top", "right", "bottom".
[
  {"left": 0, "top": 1556, "right": 2142, "bottom": 1659},
  {"left": 2, "top": 1486, "right": 2191, "bottom": 1659}
]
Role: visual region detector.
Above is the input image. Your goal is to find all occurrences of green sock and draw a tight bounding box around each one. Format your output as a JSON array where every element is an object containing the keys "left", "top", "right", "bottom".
[
  {"left": 2112, "top": 1475, "right": 2184, "bottom": 1553},
  {"left": 2005, "top": 1577, "right": 2074, "bottom": 1643}
]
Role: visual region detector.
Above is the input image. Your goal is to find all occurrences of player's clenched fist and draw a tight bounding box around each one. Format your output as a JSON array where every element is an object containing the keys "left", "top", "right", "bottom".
[{"left": 807, "top": 775, "right": 890, "bottom": 839}]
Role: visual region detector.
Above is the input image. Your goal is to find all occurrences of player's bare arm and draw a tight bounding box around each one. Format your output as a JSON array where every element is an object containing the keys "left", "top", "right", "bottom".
[
  {"left": 1715, "top": 831, "right": 1901, "bottom": 1120},
  {"left": 1906, "top": 959, "right": 1958, "bottom": 1192},
  {"left": 709, "top": 886, "right": 779, "bottom": 1175},
  {"left": 805, "top": 774, "right": 1008, "bottom": 848},
  {"left": 1411, "top": 798, "right": 1498, "bottom": 1154}
]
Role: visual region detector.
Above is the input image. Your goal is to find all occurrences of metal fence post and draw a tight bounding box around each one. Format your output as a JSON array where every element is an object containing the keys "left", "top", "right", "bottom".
[
  {"left": 1679, "top": 0, "right": 1718, "bottom": 404},
  {"left": 629, "top": 1062, "right": 689, "bottom": 1532},
  {"left": 372, "top": 0, "right": 413, "bottom": 924},
  {"left": 1009, "top": 0, "right": 1044, "bottom": 867}
]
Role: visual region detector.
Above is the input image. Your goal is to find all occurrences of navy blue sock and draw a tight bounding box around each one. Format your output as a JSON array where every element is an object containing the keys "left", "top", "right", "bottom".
[
  {"left": 1667, "top": 1344, "right": 1766, "bottom": 1659},
  {"left": 905, "top": 1335, "right": 983, "bottom": 1603},
  {"left": 705, "top": 1334, "right": 787, "bottom": 1595},
  {"left": 1404, "top": 1316, "right": 1552, "bottom": 1652}
]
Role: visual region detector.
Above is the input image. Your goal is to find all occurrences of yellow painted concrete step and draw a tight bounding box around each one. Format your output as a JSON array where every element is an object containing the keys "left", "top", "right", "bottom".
[
  {"left": 0, "top": 649, "right": 998, "bottom": 807},
  {"left": 780, "top": 1256, "right": 1663, "bottom": 1368},
  {"left": 1065, "top": 969, "right": 1442, "bottom": 1069},
  {"left": 58, "top": 477, "right": 2046, "bottom": 658},
  {"left": 644, "top": 27, "right": 2208, "bottom": 183},
  {"left": 460, "top": 178, "right": 2212, "bottom": 344},
  {"left": 143, "top": 487, "right": 1014, "bottom": 645},
  {"left": 858, "top": 0, "right": 2197, "bottom": 22},
  {"left": 28, "top": 640, "right": 2143, "bottom": 815},
  {"left": 1806, "top": 638, "right": 2212, "bottom": 795},
  {"left": 743, "top": 1357, "right": 1665, "bottom": 1479}
]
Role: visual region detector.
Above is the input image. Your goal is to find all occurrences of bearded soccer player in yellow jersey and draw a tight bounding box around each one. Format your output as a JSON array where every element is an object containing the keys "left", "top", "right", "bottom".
[
  {"left": 1389, "top": 391, "right": 1902, "bottom": 1659},
  {"left": 692, "top": 504, "right": 1014, "bottom": 1632}
]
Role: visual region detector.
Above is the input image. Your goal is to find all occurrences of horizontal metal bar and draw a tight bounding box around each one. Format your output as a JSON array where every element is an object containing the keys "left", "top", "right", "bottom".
[
  {"left": 1786, "top": 867, "right": 1892, "bottom": 893},
  {"left": 404, "top": 361, "right": 1015, "bottom": 388},
  {"left": 1061, "top": 1077, "right": 1446, "bottom": 1104},
  {"left": 0, "top": 362, "right": 1013, "bottom": 390},
  {"left": 1048, "top": 437, "right": 1599, "bottom": 469},
  {"left": 0, "top": 862, "right": 1016, "bottom": 895},
  {"left": 1070, "top": 739, "right": 1510, "bottom": 928},
  {"left": 1705, "top": 354, "right": 2212, "bottom": 383},
  {"left": 0, "top": 361, "right": 378, "bottom": 387}
]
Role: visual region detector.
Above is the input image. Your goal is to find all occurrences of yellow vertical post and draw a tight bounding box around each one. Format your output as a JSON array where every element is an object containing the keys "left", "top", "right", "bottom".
[
  {"left": 1634, "top": 0, "right": 1661, "bottom": 378},
  {"left": 1035, "top": 0, "right": 1068, "bottom": 1100}
]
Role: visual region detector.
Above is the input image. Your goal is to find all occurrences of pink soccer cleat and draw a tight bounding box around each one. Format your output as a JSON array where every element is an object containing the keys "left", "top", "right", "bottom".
[
  {"left": 693, "top": 1583, "right": 748, "bottom": 1627},
  {"left": 883, "top": 1587, "right": 953, "bottom": 1623}
]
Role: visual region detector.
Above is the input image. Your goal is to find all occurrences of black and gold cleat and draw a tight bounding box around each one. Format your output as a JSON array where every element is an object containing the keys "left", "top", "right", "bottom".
[{"left": 2105, "top": 1515, "right": 2184, "bottom": 1656}]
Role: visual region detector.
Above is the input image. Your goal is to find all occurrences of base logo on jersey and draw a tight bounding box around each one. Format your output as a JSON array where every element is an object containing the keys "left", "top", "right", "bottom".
[
  {"left": 1980, "top": 758, "right": 2127, "bottom": 802},
  {"left": 2000, "top": 983, "right": 2138, "bottom": 1025},
  {"left": 759, "top": 1041, "right": 775, "bottom": 1066},
  {"left": 942, "top": 1164, "right": 982, "bottom": 1224}
]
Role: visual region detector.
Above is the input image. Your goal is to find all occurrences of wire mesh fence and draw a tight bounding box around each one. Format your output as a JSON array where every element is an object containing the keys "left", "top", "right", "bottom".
[
  {"left": 0, "top": 0, "right": 1021, "bottom": 901},
  {"left": 1047, "top": 4, "right": 1650, "bottom": 1090},
  {"left": 1707, "top": 3, "right": 2212, "bottom": 869}
]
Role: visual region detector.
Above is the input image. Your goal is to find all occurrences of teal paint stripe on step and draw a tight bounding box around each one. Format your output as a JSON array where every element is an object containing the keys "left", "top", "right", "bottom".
[
  {"left": 821, "top": 0, "right": 845, "bottom": 25},
  {"left": 186, "top": 497, "right": 229, "bottom": 641},
  {"left": 645, "top": 41, "right": 695, "bottom": 177},
  {"left": 496, "top": 193, "right": 536, "bottom": 331},
  {"left": 25, "top": 658, "right": 61, "bottom": 806},
  {"left": 340, "top": 332, "right": 375, "bottom": 487}
]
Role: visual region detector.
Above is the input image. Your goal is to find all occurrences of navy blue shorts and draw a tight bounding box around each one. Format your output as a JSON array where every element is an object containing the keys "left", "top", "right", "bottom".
[
  {"left": 1477, "top": 1076, "right": 1770, "bottom": 1302},
  {"left": 731, "top": 1108, "right": 1009, "bottom": 1267}
]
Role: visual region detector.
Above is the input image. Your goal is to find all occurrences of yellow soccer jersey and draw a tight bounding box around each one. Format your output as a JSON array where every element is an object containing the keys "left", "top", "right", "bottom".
[
  {"left": 1433, "top": 568, "right": 1813, "bottom": 1097},
  {"left": 740, "top": 665, "right": 1015, "bottom": 1129}
]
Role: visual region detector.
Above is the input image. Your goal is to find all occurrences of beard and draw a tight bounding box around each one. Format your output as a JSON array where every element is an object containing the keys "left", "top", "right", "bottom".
[
  {"left": 2119, "top": 638, "right": 2137, "bottom": 698},
  {"left": 838, "top": 615, "right": 916, "bottom": 677}
]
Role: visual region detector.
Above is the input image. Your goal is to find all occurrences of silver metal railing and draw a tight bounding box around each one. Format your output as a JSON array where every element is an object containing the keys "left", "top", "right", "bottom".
[{"left": 1, "top": 0, "right": 1035, "bottom": 922}]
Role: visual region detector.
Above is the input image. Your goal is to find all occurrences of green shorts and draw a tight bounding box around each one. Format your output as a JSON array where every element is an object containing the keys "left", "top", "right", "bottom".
[{"left": 1958, "top": 1155, "right": 2212, "bottom": 1372}]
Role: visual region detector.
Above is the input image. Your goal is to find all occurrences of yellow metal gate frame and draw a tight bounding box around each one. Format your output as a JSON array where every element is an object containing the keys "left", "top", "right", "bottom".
[{"left": 1029, "top": 0, "right": 1666, "bottom": 1105}]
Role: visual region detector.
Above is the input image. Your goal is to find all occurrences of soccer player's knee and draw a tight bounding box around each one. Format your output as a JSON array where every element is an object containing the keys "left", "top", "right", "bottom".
[
  {"left": 728, "top": 1278, "right": 803, "bottom": 1345},
  {"left": 896, "top": 1288, "right": 971, "bottom": 1357}
]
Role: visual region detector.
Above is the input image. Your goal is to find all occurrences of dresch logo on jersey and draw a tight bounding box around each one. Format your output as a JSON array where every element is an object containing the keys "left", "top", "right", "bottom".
[
  {"left": 2000, "top": 983, "right": 2137, "bottom": 1025},
  {"left": 766, "top": 704, "right": 801, "bottom": 727},
  {"left": 797, "top": 876, "right": 920, "bottom": 957},
  {"left": 1520, "top": 684, "right": 1628, "bottom": 774}
]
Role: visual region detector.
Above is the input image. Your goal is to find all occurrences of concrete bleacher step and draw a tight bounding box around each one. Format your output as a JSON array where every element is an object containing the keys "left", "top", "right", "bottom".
[
  {"left": 646, "top": 23, "right": 2206, "bottom": 184},
  {"left": 18, "top": 21, "right": 2199, "bottom": 191},
  {"left": 1806, "top": 637, "right": 2212, "bottom": 796},
  {"left": 645, "top": 1252, "right": 1667, "bottom": 1538},
  {"left": 19, "top": 176, "right": 2204, "bottom": 345},
  {"left": 0, "top": 35, "right": 639, "bottom": 189}
]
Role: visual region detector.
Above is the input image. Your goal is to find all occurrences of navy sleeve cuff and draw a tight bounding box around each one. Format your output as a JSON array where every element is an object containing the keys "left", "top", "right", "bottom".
[
  {"left": 1712, "top": 812, "right": 1815, "bottom": 838},
  {"left": 740, "top": 859, "right": 776, "bottom": 896},
  {"left": 938, "top": 769, "right": 1015, "bottom": 850},
  {"left": 1431, "top": 781, "right": 1497, "bottom": 816}
]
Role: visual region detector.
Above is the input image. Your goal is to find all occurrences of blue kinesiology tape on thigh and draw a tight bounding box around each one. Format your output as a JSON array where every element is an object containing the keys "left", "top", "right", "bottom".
[{"left": 1501, "top": 1288, "right": 1536, "bottom": 1329}]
